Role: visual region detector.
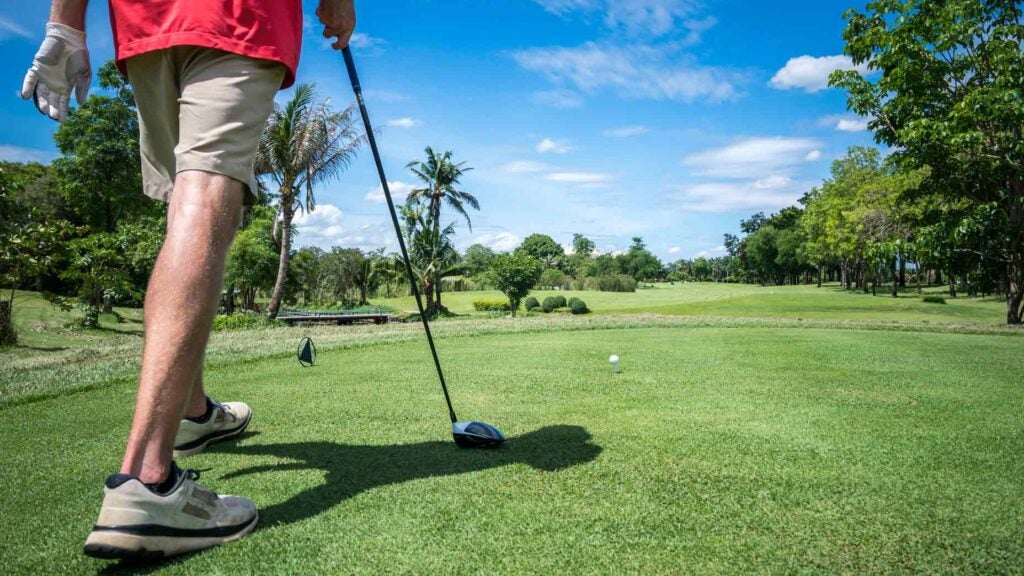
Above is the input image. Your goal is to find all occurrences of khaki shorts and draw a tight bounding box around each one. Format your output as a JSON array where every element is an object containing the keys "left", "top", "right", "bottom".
[{"left": 126, "top": 47, "right": 285, "bottom": 205}]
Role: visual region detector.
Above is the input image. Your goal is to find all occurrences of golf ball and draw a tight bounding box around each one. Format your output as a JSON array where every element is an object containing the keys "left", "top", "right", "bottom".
[{"left": 609, "top": 355, "right": 620, "bottom": 364}]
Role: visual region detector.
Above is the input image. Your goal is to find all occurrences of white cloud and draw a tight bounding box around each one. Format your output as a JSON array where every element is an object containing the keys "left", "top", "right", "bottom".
[
  {"left": 512, "top": 42, "right": 742, "bottom": 103},
  {"left": 603, "top": 125, "right": 649, "bottom": 137},
  {"left": 805, "top": 150, "right": 822, "bottom": 161},
  {"left": 536, "top": 138, "right": 574, "bottom": 154},
  {"left": 293, "top": 204, "right": 395, "bottom": 250},
  {"left": 668, "top": 246, "right": 682, "bottom": 255},
  {"left": 473, "top": 232, "right": 521, "bottom": 252},
  {"left": 533, "top": 0, "right": 703, "bottom": 38},
  {"left": 531, "top": 89, "right": 585, "bottom": 109},
  {"left": 349, "top": 33, "right": 387, "bottom": 49},
  {"left": 836, "top": 118, "right": 868, "bottom": 132},
  {"left": 675, "top": 179, "right": 806, "bottom": 214},
  {"left": 681, "top": 16, "right": 717, "bottom": 45},
  {"left": 545, "top": 172, "right": 614, "bottom": 183},
  {"left": 817, "top": 115, "right": 870, "bottom": 133},
  {"left": 365, "top": 181, "right": 415, "bottom": 203},
  {"left": 0, "top": 16, "right": 32, "bottom": 40},
  {"left": 387, "top": 117, "right": 421, "bottom": 128},
  {"left": 769, "top": 55, "right": 869, "bottom": 93},
  {"left": 0, "top": 145, "right": 58, "bottom": 164},
  {"left": 682, "top": 137, "right": 823, "bottom": 179},
  {"left": 501, "top": 161, "right": 552, "bottom": 174},
  {"left": 293, "top": 204, "right": 347, "bottom": 243}
]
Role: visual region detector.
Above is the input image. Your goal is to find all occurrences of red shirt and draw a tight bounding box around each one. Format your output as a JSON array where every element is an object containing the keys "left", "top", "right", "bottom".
[{"left": 109, "top": 0, "right": 303, "bottom": 88}]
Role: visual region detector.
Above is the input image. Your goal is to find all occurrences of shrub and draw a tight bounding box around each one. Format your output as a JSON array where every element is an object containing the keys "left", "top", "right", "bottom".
[
  {"left": 582, "top": 274, "right": 637, "bottom": 292},
  {"left": 473, "top": 299, "right": 512, "bottom": 313},
  {"left": 524, "top": 296, "right": 540, "bottom": 311},
  {"left": 538, "top": 268, "right": 570, "bottom": 289},
  {"left": 552, "top": 295, "right": 567, "bottom": 308},
  {"left": 922, "top": 295, "right": 947, "bottom": 304},
  {"left": 212, "top": 311, "right": 282, "bottom": 331},
  {"left": 541, "top": 296, "right": 561, "bottom": 313},
  {"left": 568, "top": 297, "right": 589, "bottom": 314}
]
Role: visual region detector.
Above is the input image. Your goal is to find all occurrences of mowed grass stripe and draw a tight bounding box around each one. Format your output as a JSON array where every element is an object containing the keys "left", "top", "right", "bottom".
[{"left": 1, "top": 327, "right": 1021, "bottom": 574}]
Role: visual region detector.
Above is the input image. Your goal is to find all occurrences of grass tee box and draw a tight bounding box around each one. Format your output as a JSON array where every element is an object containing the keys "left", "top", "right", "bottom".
[{"left": 1, "top": 315, "right": 1022, "bottom": 574}]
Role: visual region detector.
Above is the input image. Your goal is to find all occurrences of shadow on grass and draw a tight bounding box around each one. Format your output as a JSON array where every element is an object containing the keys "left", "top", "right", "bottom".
[
  {"left": 14, "top": 344, "right": 69, "bottom": 352},
  {"left": 98, "top": 425, "right": 600, "bottom": 574}
]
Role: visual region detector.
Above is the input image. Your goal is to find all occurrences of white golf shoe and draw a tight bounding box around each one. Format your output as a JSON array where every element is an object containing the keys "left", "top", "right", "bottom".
[
  {"left": 173, "top": 399, "right": 252, "bottom": 459},
  {"left": 83, "top": 465, "right": 257, "bottom": 560}
]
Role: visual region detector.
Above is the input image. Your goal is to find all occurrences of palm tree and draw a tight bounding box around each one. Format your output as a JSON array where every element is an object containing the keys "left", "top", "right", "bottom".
[
  {"left": 256, "top": 83, "right": 363, "bottom": 318},
  {"left": 406, "top": 147, "right": 478, "bottom": 310},
  {"left": 400, "top": 204, "right": 459, "bottom": 315}
]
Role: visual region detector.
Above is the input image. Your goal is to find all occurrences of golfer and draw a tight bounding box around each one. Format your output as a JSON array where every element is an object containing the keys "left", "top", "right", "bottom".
[{"left": 22, "top": 0, "right": 356, "bottom": 560}]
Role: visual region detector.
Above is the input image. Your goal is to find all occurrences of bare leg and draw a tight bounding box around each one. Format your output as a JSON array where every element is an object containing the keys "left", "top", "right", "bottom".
[
  {"left": 120, "top": 171, "right": 243, "bottom": 483},
  {"left": 184, "top": 358, "right": 208, "bottom": 420}
]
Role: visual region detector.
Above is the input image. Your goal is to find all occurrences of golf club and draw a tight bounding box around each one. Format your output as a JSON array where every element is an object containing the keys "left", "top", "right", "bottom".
[{"left": 342, "top": 47, "right": 504, "bottom": 449}]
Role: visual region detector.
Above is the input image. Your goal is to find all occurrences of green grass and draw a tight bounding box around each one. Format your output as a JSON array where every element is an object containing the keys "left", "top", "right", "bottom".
[
  {"left": 2, "top": 318, "right": 1023, "bottom": 574},
  {"left": 374, "top": 282, "right": 1007, "bottom": 326},
  {"left": 4, "top": 290, "right": 143, "bottom": 349},
  {"left": 2, "top": 285, "right": 1021, "bottom": 573}
]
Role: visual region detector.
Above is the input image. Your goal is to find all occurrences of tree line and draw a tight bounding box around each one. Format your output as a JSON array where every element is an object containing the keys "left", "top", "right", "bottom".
[{"left": 721, "top": 0, "right": 1024, "bottom": 324}]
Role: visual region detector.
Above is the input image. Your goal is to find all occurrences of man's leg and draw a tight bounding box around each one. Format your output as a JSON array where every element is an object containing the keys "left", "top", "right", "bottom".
[
  {"left": 120, "top": 170, "right": 243, "bottom": 484},
  {"left": 185, "top": 371, "right": 208, "bottom": 420}
]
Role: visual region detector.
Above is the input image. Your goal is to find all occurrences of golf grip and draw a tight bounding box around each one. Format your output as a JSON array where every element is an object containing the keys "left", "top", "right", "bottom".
[{"left": 342, "top": 47, "right": 459, "bottom": 424}]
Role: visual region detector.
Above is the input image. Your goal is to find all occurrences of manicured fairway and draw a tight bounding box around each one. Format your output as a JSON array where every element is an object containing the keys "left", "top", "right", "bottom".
[
  {"left": 374, "top": 282, "right": 1007, "bottom": 325},
  {"left": 1, "top": 323, "right": 1021, "bottom": 574}
]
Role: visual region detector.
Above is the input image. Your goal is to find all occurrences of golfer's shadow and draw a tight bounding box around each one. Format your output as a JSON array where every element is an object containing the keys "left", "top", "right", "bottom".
[{"left": 210, "top": 424, "right": 601, "bottom": 527}]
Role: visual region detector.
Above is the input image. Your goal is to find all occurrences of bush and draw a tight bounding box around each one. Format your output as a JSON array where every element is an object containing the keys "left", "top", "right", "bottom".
[
  {"left": 473, "top": 299, "right": 512, "bottom": 312},
  {"left": 541, "top": 296, "right": 561, "bottom": 313},
  {"left": 568, "top": 297, "right": 589, "bottom": 314},
  {"left": 582, "top": 274, "right": 637, "bottom": 292},
  {"left": 524, "top": 296, "right": 540, "bottom": 311},
  {"left": 922, "top": 295, "right": 947, "bottom": 304},
  {"left": 213, "top": 311, "right": 282, "bottom": 331},
  {"left": 538, "top": 268, "right": 570, "bottom": 289}
]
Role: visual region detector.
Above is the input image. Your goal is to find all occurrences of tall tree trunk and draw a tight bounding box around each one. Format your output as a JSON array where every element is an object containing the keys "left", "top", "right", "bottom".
[
  {"left": 891, "top": 258, "right": 898, "bottom": 298},
  {"left": 0, "top": 299, "right": 16, "bottom": 346},
  {"left": 435, "top": 277, "right": 442, "bottom": 311},
  {"left": 1008, "top": 254, "right": 1023, "bottom": 324},
  {"left": 267, "top": 202, "right": 294, "bottom": 319},
  {"left": 915, "top": 261, "right": 922, "bottom": 294},
  {"left": 948, "top": 272, "right": 957, "bottom": 298},
  {"left": 816, "top": 266, "right": 822, "bottom": 288},
  {"left": 422, "top": 278, "right": 435, "bottom": 316},
  {"left": 1007, "top": 181, "right": 1023, "bottom": 324}
]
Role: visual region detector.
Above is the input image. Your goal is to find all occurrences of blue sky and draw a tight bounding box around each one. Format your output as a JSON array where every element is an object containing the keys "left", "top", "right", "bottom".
[{"left": 0, "top": 0, "right": 876, "bottom": 260}]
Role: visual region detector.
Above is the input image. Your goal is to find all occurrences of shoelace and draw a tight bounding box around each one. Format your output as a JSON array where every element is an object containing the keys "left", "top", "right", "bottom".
[{"left": 213, "top": 401, "right": 236, "bottom": 421}]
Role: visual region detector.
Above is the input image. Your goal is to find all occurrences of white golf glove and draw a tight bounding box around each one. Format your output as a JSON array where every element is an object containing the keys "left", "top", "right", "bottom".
[{"left": 21, "top": 23, "right": 92, "bottom": 122}]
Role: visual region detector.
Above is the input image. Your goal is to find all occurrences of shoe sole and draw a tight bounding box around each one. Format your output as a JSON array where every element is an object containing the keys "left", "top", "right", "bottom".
[
  {"left": 83, "top": 513, "right": 258, "bottom": 560},
  {"left": 173, "top": 410, "right": 252, "bottom": 459}
]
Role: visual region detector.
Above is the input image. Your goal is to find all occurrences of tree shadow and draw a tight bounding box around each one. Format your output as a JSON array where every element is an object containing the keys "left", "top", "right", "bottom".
[
  {"left": 14, "top": 344, "right": 69, "bottom": 352},
  {"left": 98, "top": 425, "right": 600, "bottom": 574}
]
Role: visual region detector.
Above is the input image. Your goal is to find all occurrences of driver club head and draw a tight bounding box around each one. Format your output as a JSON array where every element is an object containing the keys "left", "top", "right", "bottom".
[{"left": 452, "top": 421, "right": 505, "bottom": 448}]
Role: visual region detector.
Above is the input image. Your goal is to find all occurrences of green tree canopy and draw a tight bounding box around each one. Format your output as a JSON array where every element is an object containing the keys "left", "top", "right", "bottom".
[
  {"left": 491, "top": 252, "right": 543, "bottom": 317},
  {"left": 831, "top": 0, "right": 1024, "bottom": 323},
  {"left": 52, "top": 61, "right": 154, "bottom": 233},
  {"left": 516, "top": 233, "right": 565, "bottom": 268}
]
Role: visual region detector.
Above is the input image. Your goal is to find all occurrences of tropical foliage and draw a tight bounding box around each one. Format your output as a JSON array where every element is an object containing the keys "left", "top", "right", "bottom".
[{"left": 256, "top": 83, "right": 363, "bottom": 318}]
